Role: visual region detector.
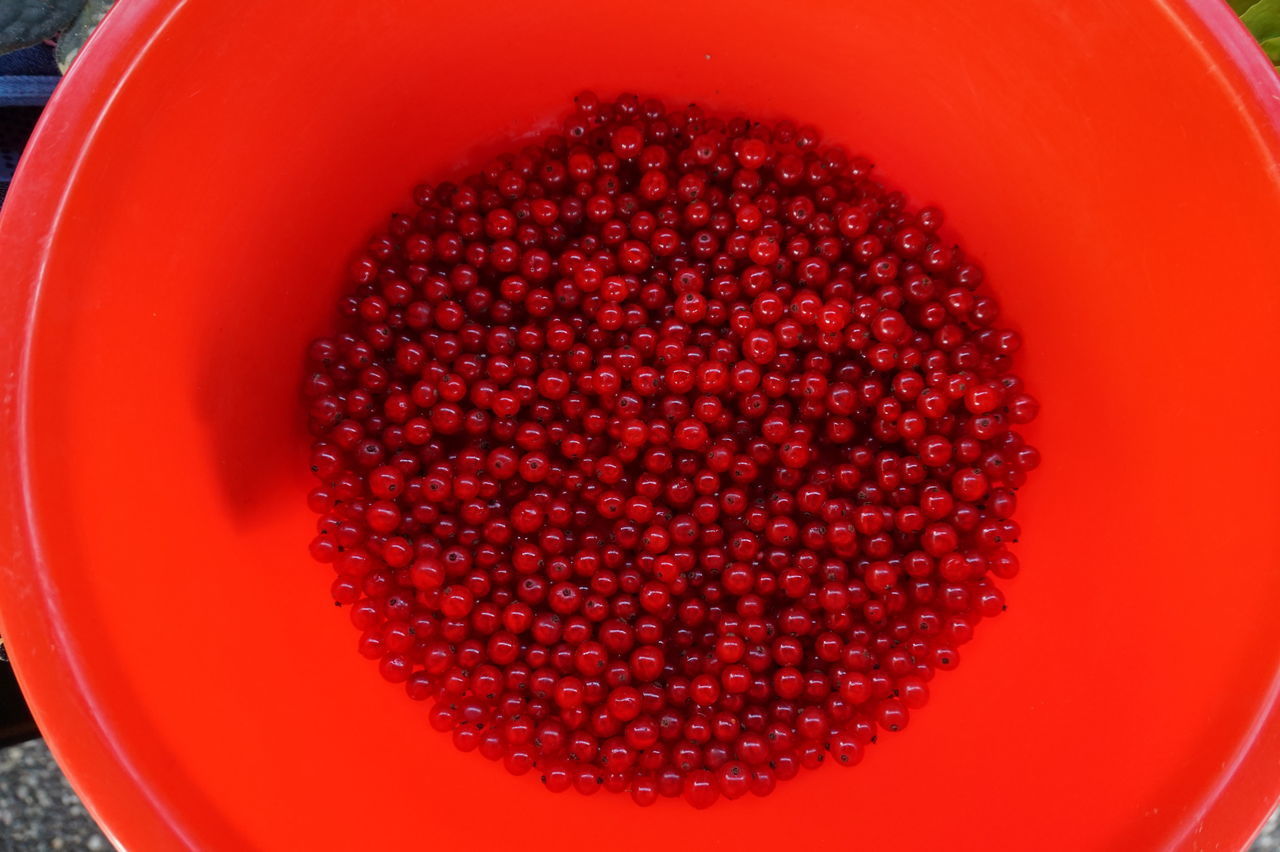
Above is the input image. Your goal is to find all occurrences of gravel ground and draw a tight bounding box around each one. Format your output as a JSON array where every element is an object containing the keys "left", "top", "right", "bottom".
[
  {"left": 0, "top": 737, "right": 1277, "bottom": 850},
  {"left": 1256, "top": 810, "right": 1280, "bottom": 851},
  {"left": 0, "top": 741, "right": 107, "bottom": 851}
]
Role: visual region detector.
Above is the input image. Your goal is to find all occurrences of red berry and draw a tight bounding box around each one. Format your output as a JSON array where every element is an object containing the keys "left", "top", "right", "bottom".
[
  {"left": 305, "top": 92, "right": 1038, "bottom": 807},
  {"left": 683, "top": 769, "right": 719, "bottom": 809}
]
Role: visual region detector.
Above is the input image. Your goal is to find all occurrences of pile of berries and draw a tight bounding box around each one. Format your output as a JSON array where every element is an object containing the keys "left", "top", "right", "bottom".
[{"left": 303, "top": 92, "right": 1039, "bottom": 808}]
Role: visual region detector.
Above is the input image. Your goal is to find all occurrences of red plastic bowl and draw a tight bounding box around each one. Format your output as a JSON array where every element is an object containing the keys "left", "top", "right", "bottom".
[{"left": 2, "top": 0, "right": 1280, "bottom": 849}]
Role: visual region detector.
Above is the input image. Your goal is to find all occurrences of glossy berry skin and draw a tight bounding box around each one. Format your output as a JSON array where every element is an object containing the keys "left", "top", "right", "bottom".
[{"left": 305, "top": 92, "right": 1039, "bottom": 806}]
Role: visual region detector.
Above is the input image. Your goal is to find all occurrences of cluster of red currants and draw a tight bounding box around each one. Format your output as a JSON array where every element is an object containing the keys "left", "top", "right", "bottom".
[{"left": 304, "top": 92, "right": 1039, "bottom": 808}]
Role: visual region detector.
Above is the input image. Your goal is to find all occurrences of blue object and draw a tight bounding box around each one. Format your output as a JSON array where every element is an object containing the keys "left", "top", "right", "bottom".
[
  {"left": 1, "top": 45, "right": 59, "bottom": 190},
  {"left": 0, "top": 43, "right": 60, "bottom": 76},
  {"left": 0, "top": 75, "right": 59, "bottom": 106}
]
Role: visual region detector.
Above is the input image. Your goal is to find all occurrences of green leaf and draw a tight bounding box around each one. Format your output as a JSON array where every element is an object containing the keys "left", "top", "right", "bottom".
[
  {"left": 0, "top": 0, "right": 84, "bottom": 54},
  {"left": 1230, "top": 0, "right": 1259, "bottom": 15},
  {"left": 1260, "top": 35, "right": 1280, "bottom": 64},
  {"left": 1242, "top": 0, "right": 1280, "bottom": 43},
  {"left": 53, "top": 0, "right": 112, "bottom": 72}
]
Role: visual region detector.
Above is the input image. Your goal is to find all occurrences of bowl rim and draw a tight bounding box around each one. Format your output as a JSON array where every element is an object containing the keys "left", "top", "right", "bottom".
[{"left": 1, "top": 0, "right": 1279, "bottom": 848}]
